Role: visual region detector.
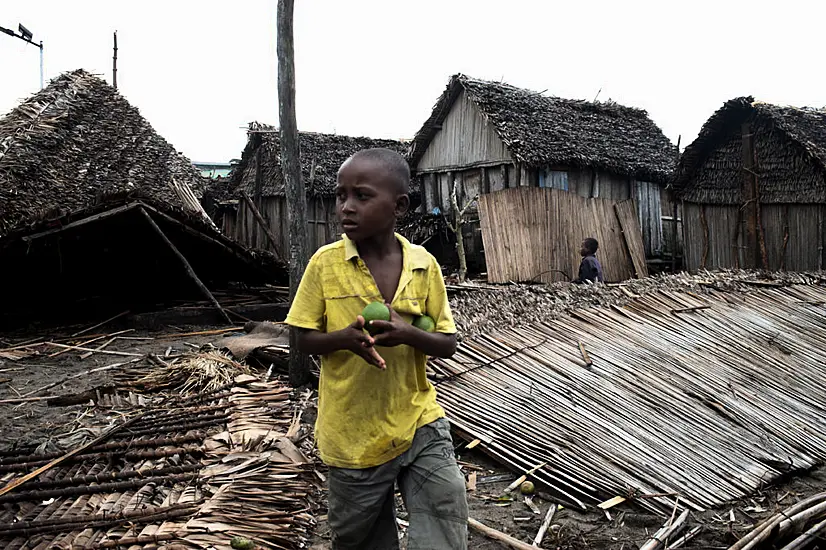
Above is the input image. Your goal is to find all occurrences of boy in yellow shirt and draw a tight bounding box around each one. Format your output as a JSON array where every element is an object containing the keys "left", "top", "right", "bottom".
[{"left": 286, "top": 148, "right": 468, "bottom": 549}]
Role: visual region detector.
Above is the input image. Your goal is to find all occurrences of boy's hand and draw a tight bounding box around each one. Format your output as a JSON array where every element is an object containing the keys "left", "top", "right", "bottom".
[
  {"left": 370, "top": 305, "right": 415, "bottom": 348},
  {"left": 343, "top": 316, "right": 386, "bottom": 369}
]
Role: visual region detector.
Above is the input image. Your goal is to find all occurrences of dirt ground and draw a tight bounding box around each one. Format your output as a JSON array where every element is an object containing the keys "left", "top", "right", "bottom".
[
  {"left": 0, "top": 325, "right": 231, "bottom": 451},
  {"left": 4, "top": 325, "right": 826, "bottom": 549}
]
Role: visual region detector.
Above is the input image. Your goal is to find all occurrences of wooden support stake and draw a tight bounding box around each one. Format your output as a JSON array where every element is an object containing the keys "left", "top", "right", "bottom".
[
  {"left": 533, "top": 504, "right": 557, "bottom": 547},
  {"left": 469, "top": 517, "right": 536, "bottom": 550},
  {"left": 139, "top": 208, "right": 232, "bottom": 325},
  {"left": 0, "top": 412, "right": 146, "bottom": 497},
  {"left": 71, "top": 310, "right": 130, "bottom": 337},
  {"left": 240, "top": 191, "right": 284, "bottom": 262}
]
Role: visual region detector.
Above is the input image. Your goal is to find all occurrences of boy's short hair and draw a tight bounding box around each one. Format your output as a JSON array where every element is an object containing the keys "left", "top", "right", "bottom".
[
  {"left": 584, "top": 237, "right": 599, "bottom": 254},
  {"left": 346, "top": 148, "right": 411, "bottom": 194}
]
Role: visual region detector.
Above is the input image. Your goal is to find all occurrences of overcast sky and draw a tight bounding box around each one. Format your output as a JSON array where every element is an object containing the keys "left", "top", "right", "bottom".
[{"left": 2, "top": 1, "right": 825, "bottom": 163}]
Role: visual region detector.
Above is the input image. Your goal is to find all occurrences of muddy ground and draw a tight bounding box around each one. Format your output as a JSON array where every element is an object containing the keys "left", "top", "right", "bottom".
[{"left": 3, "top": 326, "right": 826, "bottom": 549}]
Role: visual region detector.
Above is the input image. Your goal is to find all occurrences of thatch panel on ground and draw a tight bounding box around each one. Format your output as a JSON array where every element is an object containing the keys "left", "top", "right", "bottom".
[
  {"left": 478, "top": 187, "right": 644, "bottom": 283},
  {"left": 433, "top": 275, "right": 826, "bottom": 512}
]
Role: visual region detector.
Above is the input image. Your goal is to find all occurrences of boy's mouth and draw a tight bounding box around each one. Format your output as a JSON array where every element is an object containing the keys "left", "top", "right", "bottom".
[{"left": 341, "top": 219, "right": 358, "bottom": 230}]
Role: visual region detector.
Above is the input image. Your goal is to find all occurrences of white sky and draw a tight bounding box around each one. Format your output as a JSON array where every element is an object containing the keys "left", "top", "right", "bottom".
[{"left": 2, "top": 1, "right": 825, "bottom": 162}]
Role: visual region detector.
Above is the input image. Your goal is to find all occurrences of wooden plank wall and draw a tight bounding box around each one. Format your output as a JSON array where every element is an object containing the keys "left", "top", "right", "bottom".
[
  {"left": 682, "top": 202, "right": 825, "bottom": 272},
  {"left": 478, "top": 187, "right": 646, "bottom": 283},
  {"left": 417, "top": 90, "right": 512, "bottom": 171},
  {"left": 228, "top": 197, "right": 341, "bottom": 257}
]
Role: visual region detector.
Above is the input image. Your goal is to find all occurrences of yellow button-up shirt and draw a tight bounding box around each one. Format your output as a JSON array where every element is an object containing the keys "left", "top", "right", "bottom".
[{"left": 285, "top": 233, "right": 457, "bottom": 469}]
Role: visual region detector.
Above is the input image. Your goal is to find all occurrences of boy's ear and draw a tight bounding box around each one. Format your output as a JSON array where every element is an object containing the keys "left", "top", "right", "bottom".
[{"left": 394, "top": 194, "right": 410, "bottom": 217}]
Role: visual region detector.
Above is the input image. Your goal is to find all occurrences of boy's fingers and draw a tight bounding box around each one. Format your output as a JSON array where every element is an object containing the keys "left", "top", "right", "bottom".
[
  {"left": 351, "top": 315, "right": 366, "bottom": 330},
  {"left": 368, "top": 320, "right": 393, "bottom": 332},
  {"left": 361, "top": 346, "right": 386, "bottom": 369}
]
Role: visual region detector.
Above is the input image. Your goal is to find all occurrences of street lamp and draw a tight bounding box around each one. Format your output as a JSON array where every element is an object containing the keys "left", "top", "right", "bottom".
[{"left": 0, "top": 22, "right": 44, "bottom": 89}]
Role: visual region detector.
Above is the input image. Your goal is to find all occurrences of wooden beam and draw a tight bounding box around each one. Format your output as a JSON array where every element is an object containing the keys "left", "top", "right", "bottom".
[
  {"left": 21, "top": 203, "right": 139, "bottom": 242},
  {"left": 742, "top": 123, "right": 759, "bottom": 268},
  {"left": 240, "top": 191, "right": 285, "bottom": 262},
  {"left": 139, "top": 208, "right": 232, "bottom": 325}
]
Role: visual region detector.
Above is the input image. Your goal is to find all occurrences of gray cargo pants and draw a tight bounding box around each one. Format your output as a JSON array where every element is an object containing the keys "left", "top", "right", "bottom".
[{"left": 327, "top": 417, "right": 468, "bottom": 550}]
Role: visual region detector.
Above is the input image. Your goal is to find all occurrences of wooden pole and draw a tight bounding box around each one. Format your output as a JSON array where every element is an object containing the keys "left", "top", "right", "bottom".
[
  {"left": 468, "top": 517, "right": 536, "bottom": 550},
  {"left": 742, "top": 123, "right": 759, "bottom": 269},
  {"left": 112, "top": 31, "right": 118, "bottom": 89},
  {"left": 240, "top": 190, "right": 284, "bottom": 262},
  {"left": 277, "top": 0, "right": 312, "bottom": 386},
  {"left": 672, "top": 135, "right": 681, "bottom": 273},
  {"left": 139, "top": 208, "right": 232, "bottom": 325}
]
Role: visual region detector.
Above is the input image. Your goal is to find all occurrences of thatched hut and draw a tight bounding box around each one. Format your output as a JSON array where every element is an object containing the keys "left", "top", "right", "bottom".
[
  {"left": 220, "top": 124, "right": 411, "bottom": 256},
  {"left": 408, "top": 74, "right": 678, "bottom": 268},
  {"left": 674, "top": 97, "right": 826, "bottom": 271},
  {"left": 0, "top": 70, "right": 275, "bottom": 328}
]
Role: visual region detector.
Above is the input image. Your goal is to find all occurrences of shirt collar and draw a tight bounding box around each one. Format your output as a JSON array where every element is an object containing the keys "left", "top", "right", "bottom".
[{"left": 343, "top": 233, "right": 430, "bottom": 270}]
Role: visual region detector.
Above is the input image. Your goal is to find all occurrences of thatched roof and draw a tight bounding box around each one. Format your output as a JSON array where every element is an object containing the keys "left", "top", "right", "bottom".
[
  {"left": 409, "top": 74, "right": 677, "bottom": 183},
  {"left": 675, "top": 97, "right": 826, "bottom": 204},
  {"left": 0, "top": 69, "right": 209, "bottom": 238},
  {"left": 230, "top": 123, "right": 411, "bottom": 198}
]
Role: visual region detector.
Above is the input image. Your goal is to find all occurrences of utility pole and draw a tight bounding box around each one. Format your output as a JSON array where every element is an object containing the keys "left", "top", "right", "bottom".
[
  {"left": 113, "top": 31, "right": 118, "bottom": 89},
  {"left": 1, "top": 23, "right": 44, "bottom": 89},
  {"left": 277, "top": 0, "right": 312, "bottom": 387}
]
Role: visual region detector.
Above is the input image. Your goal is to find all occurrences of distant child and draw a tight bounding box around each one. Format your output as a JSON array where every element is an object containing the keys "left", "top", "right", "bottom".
[
  {"left": 285, "top": 148, "right": 468, "bottom": 549},
  {"left": 574, "top": 237, "right": 604, "bottom": 284}
]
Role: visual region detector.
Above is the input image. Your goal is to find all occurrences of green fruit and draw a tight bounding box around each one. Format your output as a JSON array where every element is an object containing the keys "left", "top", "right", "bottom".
[
  {"left": 361, "top": 302, "right": 390, "bottom": 335},
  {"left": 231, "top": 536, "right": 255, "bottom": 550},
  {"left": 520, "top": 480, "right": 535, "bottom": 495},
  {"left": 412, "top": 315, "right": 436, "bottom": 333}
]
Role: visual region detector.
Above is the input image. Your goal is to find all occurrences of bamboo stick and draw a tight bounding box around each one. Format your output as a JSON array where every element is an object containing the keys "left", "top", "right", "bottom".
[
  {"left": 0, "top": 411, "right": 147, "bottom": 497},
  {"left": 468, "top": 517, "right": 536, "bottom": 550}
]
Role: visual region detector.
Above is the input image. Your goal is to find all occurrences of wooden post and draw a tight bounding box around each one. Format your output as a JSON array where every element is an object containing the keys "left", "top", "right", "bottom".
[
  {"left": 278, "top": 0, "right": 312, "bottom": 387},
  {"left": 112, "top": 31, "right": 118, "bottom": 89},
  {"left": 742, "top": 123, "right": 759, "bottom": 268},
  {"left": 139, "top": 208, "right": 232, "bottom": 325},
  {"left": 240, "top": 191, "right": 284, "bottom": 262},
  {"left": 671, "top": 136, "right": 680, "bottom": 273}
]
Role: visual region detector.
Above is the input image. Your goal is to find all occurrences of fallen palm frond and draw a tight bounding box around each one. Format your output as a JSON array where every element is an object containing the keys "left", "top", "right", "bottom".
[
  {"left": 0, "top": 371, "right": 320, "bottom": 549},
  {"left": 434, "top": 277, "right": 826, "bottom": 514}
]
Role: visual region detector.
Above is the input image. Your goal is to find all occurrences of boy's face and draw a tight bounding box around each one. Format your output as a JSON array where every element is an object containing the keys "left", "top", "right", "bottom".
[
  {"left": 335, "top": 157, "right": 409, "bottom": 242},
  {"left": 580, "top": 241, "right": 589, "bottom": 257}
]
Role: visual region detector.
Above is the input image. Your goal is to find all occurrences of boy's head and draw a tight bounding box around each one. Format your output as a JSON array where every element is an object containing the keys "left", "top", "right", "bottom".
[
  {"left": 336, "top": 148, "right": 411, "bottom": 242},
  {"left": 581, "top": 237, "right": 599, "bottom": 257}
]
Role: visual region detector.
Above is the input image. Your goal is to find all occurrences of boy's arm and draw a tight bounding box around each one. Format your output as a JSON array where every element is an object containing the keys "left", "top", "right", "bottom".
[
  {"left": 286, "top": 254, "right": 386, "bottom": 369},
  {"left": 295, "top": 318, "right": 386, "bottom": 369}
]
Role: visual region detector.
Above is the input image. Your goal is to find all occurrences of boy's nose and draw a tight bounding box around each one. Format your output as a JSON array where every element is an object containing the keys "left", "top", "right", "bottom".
[{"left": 340, "top": 199, "right": 356, "bottom": 214}]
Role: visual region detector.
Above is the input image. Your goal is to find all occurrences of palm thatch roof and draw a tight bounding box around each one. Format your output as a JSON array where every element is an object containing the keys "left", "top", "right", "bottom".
[
  {"left": 0, "top": 69, "right": 209, "bottom": 238},
  {"left": 409, "top": 74, "right": 677, "bottom": 184},
  {"left": 230, "top": 123, "right": 411, "bottom": 198},
  {"left": 675, "top": 97, "right": 826, "bottom": 204}
]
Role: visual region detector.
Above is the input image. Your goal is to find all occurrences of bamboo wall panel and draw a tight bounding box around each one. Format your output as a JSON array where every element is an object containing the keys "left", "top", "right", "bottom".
[
  {"left": 615, "top": 199, "right": 649, "bottom": 277},
  {"left": 418, "top": 90, "right": 512, "bottom": 171},
  {"left": 635, "top": 180, "right": 664, "bottom": 257},
  {"left": 478, "top": 187, "right": 642, "bottom": 283}
]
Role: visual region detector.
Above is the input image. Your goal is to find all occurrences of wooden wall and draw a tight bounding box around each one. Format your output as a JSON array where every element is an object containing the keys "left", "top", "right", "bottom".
[
  {"left": 683, "top": 202, "right": 825, "bottom": 272},
  {"left": 478, "top": 187, "right": 648, "bottom": 283},
  {"left": 223, "top": 196, "right": 340, "bottom": 257},
  {"left": 417, "top": 90, "right": 512, "bottom": 171}
]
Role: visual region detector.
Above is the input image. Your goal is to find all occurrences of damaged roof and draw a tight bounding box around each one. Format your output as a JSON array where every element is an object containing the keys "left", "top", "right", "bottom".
[
  {"left": 409, "top": 74, "right": 677, "bottom": 183},
  {"left": 229, "top": 123, "right": 411, "bottom": 198},
  {"left": 0, "top": 69, "right": 209, "bottom": 238},
  {"left": 675, "top": 96, "right": 826, "bottom": 204}
]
